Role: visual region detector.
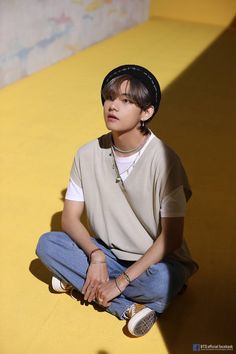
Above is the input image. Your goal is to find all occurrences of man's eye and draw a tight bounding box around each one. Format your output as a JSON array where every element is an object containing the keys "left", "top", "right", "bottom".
[{"left": 122, "top": 98, "right": 133, "bottom": 103}]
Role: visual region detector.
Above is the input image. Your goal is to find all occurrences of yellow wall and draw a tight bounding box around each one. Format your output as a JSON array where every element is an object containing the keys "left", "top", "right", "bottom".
[{"left": 150, "top": 0, "right": 236, "bottom": 26}]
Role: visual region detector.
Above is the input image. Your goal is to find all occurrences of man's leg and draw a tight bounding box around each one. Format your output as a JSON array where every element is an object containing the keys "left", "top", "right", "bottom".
[
  {"left": 36, "top": 232, "right": 134, "bottom": 318},
  {"left": 36, "top": 231, "right": 89, "bottom": 290},
  {"left": 36, "top": 232, "right": 186, "bottom": 319},
  {"left": 122, "top": 261, "right": 187, "bottom": 314}
]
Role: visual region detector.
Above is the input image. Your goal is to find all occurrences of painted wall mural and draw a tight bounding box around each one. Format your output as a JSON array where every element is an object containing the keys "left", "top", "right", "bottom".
[{"left": 0, "top": 0, "right": 149, "bottom": 88}]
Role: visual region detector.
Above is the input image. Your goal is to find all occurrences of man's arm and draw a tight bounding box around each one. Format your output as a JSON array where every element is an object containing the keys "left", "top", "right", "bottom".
[
  {"left": 61, "top": 200, "right": 109, "bottom": 302},
  {"left": 62, "top": 200, "right": 97, "bottom": 256},
  {"left": 121, "top": 216, "right": 184, "bottom": 283},
  {"left": 96, "top": 217, "right": 184, "bottom": 306}
]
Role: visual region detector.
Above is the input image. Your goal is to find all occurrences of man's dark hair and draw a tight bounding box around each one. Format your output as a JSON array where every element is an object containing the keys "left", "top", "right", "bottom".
[{"left": 101, "top": 74, "right": 155, "bottom": 135}]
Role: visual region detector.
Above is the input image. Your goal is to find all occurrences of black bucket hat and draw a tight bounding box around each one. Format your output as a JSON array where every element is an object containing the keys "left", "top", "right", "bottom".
[{"left": 101, "top": 64, "right": 161, "bottom": 116}]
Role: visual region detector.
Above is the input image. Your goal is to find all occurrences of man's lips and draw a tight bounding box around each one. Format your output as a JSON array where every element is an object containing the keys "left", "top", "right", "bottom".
[{"left": 107, "top": 114, "right": 119, "bottom": 120}]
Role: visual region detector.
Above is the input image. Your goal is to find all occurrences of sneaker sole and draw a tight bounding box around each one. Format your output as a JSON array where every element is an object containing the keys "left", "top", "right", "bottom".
[{"left": 128, "top": 308, "right": 157, "bottom": 337}]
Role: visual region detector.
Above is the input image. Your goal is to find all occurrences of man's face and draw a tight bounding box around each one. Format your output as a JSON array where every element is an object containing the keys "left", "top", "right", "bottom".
[{"left": 103, "top": 80, "right": 145, "bottom": 134}]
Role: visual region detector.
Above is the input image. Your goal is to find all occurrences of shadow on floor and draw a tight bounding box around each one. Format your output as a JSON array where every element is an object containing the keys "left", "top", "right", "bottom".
[
  {"left": 149, "top": 22, "right": 236, "bottom": 353},
  {"left": 29, "top": 257, "right": 107, "bottom": 314},
  {"left": 29, "top": 258, "right": 52, "bottom": 288}
]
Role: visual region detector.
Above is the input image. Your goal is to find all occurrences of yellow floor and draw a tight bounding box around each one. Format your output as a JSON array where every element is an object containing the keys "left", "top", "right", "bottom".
[{"left": 0, "top": 17, "right": 235, "bottom": 354}]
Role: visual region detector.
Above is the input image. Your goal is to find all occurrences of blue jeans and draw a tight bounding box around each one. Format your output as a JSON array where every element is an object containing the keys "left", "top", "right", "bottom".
[{"left": 36, "top": 232, "right": 187, "bottom": 319}]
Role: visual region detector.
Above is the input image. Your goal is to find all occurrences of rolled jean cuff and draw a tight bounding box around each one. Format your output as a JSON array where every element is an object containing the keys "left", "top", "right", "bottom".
[
  {"left": 106, "top": 297, "right": 134, "bottom": 320},
  {"left": 145, "top": 300, "right": 169, "bottom": 314}
]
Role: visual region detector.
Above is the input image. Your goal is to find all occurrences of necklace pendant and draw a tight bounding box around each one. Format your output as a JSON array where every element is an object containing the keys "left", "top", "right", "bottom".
[{"left": 116, "top": 176, "right": 121, "bottom": 183}]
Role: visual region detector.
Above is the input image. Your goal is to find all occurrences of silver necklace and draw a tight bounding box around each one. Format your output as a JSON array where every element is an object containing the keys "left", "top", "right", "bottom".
[
  {"left": 111, "top": 148, "right": 141, "bottom": 183},
  {"left": 112, "top": 133, "right": 150, "bottom": 154},
  {"left": 112, "top": 143, "right": 142, "bottom": 154}
]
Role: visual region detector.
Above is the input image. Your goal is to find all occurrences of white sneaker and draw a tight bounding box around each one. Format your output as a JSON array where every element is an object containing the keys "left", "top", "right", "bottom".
[
  {"left": 127, "top": 304, "right": 157, "bottom": 337},
  {"left": 51, "top": 276, "right": 72, "bottom": 293}
]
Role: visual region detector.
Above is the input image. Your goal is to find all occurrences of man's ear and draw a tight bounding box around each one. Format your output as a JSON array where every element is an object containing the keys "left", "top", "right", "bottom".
[{"left": 142, "top": 106, "right": 154, "bottom": 121}]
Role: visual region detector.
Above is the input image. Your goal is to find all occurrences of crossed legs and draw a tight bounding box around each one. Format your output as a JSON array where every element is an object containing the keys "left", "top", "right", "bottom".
[{"left": 36, "top": 231, "right": 187, "bottom": 319}]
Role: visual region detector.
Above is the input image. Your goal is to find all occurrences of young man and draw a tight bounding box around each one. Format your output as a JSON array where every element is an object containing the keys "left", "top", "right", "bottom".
[{"left": 36, "top": 64, "right": 198, "bottom": 337}]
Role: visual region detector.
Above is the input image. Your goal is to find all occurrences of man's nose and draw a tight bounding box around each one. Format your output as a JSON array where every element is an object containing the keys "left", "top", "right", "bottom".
[{"left": 108, "top": 99, "right": 119, "bottom": 111}]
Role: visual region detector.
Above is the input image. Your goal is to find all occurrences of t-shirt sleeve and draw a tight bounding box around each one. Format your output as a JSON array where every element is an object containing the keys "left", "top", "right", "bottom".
[
  {"left": 69, "top": 152, "right": 82, "bottom": 188},
  {"left": 65, "top": 178, "right": 84, "bottom": 201},
  {"left": 65, "top": 150, "right": 85, "bottom": 202}
]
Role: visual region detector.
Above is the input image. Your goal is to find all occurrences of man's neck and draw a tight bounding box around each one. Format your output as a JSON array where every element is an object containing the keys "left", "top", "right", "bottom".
[{"left": 112, "top": 130, "right": 149, "bottom": 157}]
